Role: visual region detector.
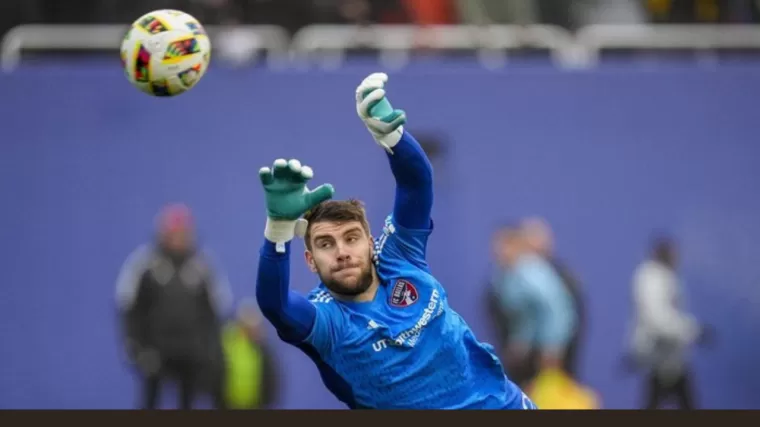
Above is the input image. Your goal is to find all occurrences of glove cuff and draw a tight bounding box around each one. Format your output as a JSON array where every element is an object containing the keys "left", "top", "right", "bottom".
[
  {"left": 374, "top": 125, "right": 404, "bottom": 154},
  {"left": 265, "top": 218, "right": 309, "bottom": 253}
]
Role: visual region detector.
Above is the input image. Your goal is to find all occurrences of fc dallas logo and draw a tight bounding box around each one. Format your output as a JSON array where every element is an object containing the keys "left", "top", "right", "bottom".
[{"left": 390, "top": 279, "right": 418, "bottom": 307}]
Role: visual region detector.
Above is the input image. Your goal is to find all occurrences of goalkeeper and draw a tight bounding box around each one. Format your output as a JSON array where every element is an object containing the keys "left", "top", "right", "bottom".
[{"left": 255, "top": 73, "right": 535, "bottom": 409}]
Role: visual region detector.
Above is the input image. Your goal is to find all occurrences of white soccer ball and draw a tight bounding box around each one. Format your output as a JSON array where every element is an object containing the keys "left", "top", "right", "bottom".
[{"left": 120, "top": 10, "right": 211, "bottom": 97}]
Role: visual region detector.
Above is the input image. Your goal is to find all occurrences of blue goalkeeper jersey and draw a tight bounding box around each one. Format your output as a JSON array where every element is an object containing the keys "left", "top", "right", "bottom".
[
  {"left": 256, "top": 129, "right": 535, "bottom": 409},
  {"left": 295, "top": 214, "right": 532, "bottom": 409}
]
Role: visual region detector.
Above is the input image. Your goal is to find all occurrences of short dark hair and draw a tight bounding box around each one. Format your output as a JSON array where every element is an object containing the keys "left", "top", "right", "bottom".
[
  {"left": 651, "top": 234, "right": 676, "bottom": 262},
  {"left": 303, "top": 199, "right": 370, "bottom": 251}
]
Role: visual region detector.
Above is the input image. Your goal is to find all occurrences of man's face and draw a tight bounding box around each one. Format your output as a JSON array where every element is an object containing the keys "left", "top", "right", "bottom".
[
  {"left": 660, "top": 244, "right": 678, "bottom": 268},
  {"left": 493, "top": 229, "right": 523, "bottom": 267},
  {"left": 521, "top": 218, "right": 553, "bottom": 256},
  {"left": 157, "top": 204, "right": 194, "bottom": 254},
  {"left": 305, "top": 220, "right": 375, "bottom": 297},
  {"left": 162, "top": 228, "right": 193, "bottom": 254}
]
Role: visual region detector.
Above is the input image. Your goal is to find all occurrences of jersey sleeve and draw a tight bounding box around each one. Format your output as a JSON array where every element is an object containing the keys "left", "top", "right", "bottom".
[
  {"left": 386, "top": 130, "right": 434, "bottom": 231},
  {"left": 256, "top": 240, "right": 318, "bottom": 343},
  {"left": 375, "top": 130, "right": 435, "bottom": 273},
  {"left": 374, "top": 214, "right": 433, "bottom": 273},
  {"left": 298, "top": 290, "right": 345, "bottom": 355}
]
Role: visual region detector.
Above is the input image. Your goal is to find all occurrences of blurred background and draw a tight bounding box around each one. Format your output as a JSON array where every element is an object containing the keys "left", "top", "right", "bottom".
[{"left": 1, "top": 0, "right": 759, "bottom": 410}]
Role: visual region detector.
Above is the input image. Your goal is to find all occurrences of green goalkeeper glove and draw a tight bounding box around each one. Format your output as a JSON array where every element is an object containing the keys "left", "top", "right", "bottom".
[
  {"left": 259, "top": 158, "right": 335, "bottom": 252},
  {"left": 355, "top": 72, "right": 407, "bottom": 154}
]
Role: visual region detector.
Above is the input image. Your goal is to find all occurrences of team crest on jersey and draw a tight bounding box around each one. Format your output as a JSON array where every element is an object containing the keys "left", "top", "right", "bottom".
[{"left": 390, "top": 279, "right": 418, "bottom": 307}]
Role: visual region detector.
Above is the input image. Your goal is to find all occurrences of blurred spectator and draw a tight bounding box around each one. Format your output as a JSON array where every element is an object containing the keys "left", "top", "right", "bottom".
[
  {"left": 237, "top": 0, "right": 319, "bottom": 32},
  {"left": 485, "top": 223, "right": 521, "bottom": 370},
  {"left": 455, "top": 0, "right": 540, "bottom": 26},
  {"left": 629, "top": 235, "right": 709, "bottom": 409},
  {"left": 569, "top": 0, "right": 647, "bottom": 28},
  {"left": 645, "top": 0, "right": 760, "bottom": 23},
  {"left": 520, "top": 217, "right": 586, "bottom": 380},
  {"left": 115, "top": 203, "right": 232, "bottom": 409},
  {"left": 311, "top": 0, "right": 410, "bottom": 26},
  {"left": 404, "top": 0, "right": 456, "bottom": 25},
  {"left": 4, "top": 0, "right": 759, "bottom": 40},
  {"left": 538, "top": 0, "right": 646, "bottom": 30},
  {"left": 222, "top": 299, "right": 280, "bottom": 409},
  {"left": 489, "top": 223, "right": 577, "bottom": 387},
  {"left": 489, "top": 223, "right": 536, "bottom": 384}
]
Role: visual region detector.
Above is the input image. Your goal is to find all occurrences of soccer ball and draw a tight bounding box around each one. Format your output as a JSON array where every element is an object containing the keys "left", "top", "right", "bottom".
[{"left": 120, "top": 10, "right": 211, "bottom": 97}]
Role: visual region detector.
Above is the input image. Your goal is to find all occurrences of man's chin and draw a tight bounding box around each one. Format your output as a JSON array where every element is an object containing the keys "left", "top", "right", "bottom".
[
  {"left": 331, "top": 280, "right": 362, "bottom": 294},
  {"left": 327, "top": 286, "right": 364, "bottom": 297},
  {"left": 333, "top": 269, "right": 363, "bottom": 285},
  {"left": 325, "top": 277, "right": 371, "bottom": 297}
]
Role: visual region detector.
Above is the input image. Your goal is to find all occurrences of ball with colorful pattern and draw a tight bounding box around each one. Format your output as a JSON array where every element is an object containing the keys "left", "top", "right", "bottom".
[{"left": 120, "top": 9, "right": 211, "bottom": 97}]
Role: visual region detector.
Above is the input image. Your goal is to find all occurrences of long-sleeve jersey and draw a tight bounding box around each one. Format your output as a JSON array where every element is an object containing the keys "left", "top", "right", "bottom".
[{"left": 256, "top": 131, "right": 532, "bottom": 410}]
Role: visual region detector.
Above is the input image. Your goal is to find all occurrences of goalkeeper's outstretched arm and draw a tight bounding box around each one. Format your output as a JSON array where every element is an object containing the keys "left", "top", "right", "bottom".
[
  {"left": 254, "top": 158, "right": 334, "bottom": 344},
  {"left": 256, "top": 240, "right": 317, "bottom": 343},
  {"left": 355, "top": 73, "right": 433, "bottom": 230},
  {"left": 386, "top": 131, "right": 433, "bottom": 230}
]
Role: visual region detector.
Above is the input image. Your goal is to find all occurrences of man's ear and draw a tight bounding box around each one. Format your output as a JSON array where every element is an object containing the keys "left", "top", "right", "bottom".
[
  {"left": 304, "top": 250, "right": 318, "bottom": 273},
  {"left": 368, "top": 234, "right": 376, "bottom": 255}
]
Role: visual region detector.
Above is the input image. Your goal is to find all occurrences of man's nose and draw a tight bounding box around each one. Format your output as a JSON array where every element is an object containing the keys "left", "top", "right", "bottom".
[{"left": 335, "top": 243, "right": 352, "bottom": 261}]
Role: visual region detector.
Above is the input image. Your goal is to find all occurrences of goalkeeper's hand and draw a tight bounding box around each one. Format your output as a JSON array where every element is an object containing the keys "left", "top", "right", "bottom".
[
  {"left": 259, "top": 158, "right": 334, "bottom": 252},
  {"left": 355, "top": 72, "right": 407, "bottom": 154}
]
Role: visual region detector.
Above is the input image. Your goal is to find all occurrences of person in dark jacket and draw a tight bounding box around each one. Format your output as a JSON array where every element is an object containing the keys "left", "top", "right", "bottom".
[
  {"left": 486, "top": 222, "right": 540, "bottom": 387},
  {"left": 485, "top": 224, "right": 520, "bottom": 364},
  {"left": 115, "top": 203, "right": 232, "bottom": 409}
]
